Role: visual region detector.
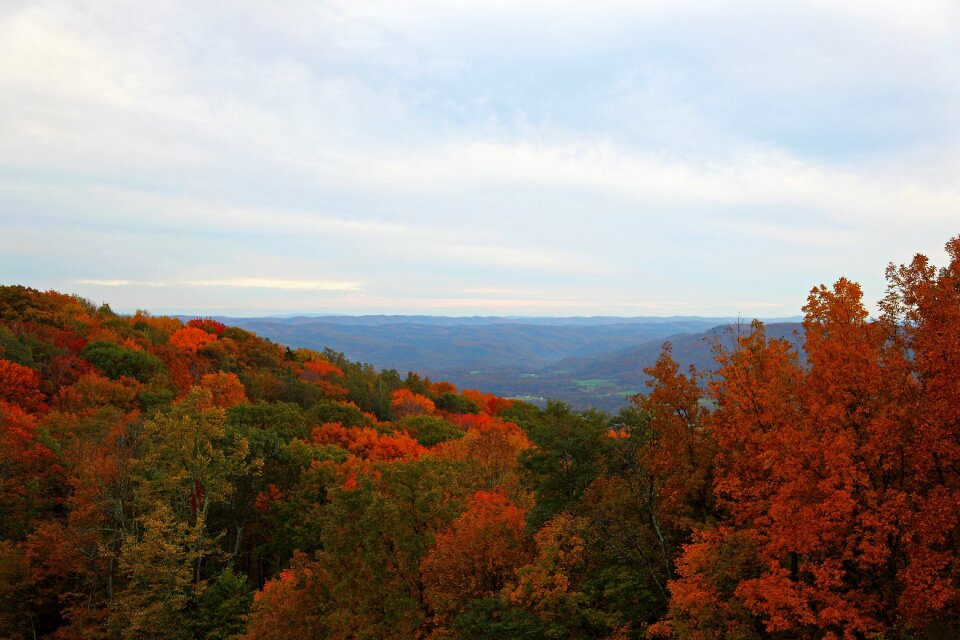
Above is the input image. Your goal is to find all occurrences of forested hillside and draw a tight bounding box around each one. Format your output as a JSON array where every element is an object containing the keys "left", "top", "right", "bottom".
[{"left": 1, "top": 236, "right": 960, "bottom": 639}]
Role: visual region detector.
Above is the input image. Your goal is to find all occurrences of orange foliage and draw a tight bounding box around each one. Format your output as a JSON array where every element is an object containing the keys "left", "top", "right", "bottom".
[
  {"left": 428, "top": 380, "right": 458, "bottom": 396},
  {"left": 84, "top": 327, "right": 124, "bottom": 345},
  {"left": 666, "top": 259, "right": 960, "bottom": 637},
  {"left": 244, "top": 552, "right": 331, "bottom": 640},
  {"left": 311, "top": 423, "right": 426, "bottom": 461},
  {"left": 199, "top": 371, "right": 247, "bottom": 408},
  {"left": 299, "top": 359, "right": 348, "bottom": 399},
  {"left": 120, "top": 337, "right": 144, "bottom": 351},
  {"left": 436, "top": 415, "right": 531, "bottom": 500},
  {"left": 461, "top": 388, "right": 514, "bottom": 416},
  {"left": 636, "top": 345, "right": 714, "bottom": 531},
  {"left": 240, "top": 369, "right": 284, "bottom": 402},
  {"left": 301, "top": 359, "right": 344, "bottom": 381},
  {"left": 882, "top": 238, "right": 960, "bottom": 623},
  {"left": 23, "top": 520, "right": 88, "bottom": 612},
  {"left": 161, "top": 351, "right": 195, "bottom": 392},
  {"left": 56, "top": 373, "right": 143, "bottom": 412},
  {"left": 131, "top": 312, "right": 182, "bottom": 335},
  {"left": 390, "top": 388, "right": 435, "bottom": 418},
  {"left": 422, "top": 491, "right": 531, "bottom": 627},
  {"left": 168, "top": 326, "right": 218, "bottom": 353},
  {"left": 506, "top": 513, "right": 591, "bottom": 624},
  {"left": 653, "top": 527, "right": 761, "bottom": 638},
  {"left": 254, "top": 484, "right": 284, "bottom": 513}
]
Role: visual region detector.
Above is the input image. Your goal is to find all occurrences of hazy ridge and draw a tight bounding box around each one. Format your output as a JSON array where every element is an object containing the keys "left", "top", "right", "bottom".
[{"left": 203, "top": 315, "right": 804, "bottom": 411}]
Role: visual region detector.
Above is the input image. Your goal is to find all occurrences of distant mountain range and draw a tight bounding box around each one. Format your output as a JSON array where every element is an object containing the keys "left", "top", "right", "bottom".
[{"left": 197, "top": 315, "right": 804, "bottom": 412}]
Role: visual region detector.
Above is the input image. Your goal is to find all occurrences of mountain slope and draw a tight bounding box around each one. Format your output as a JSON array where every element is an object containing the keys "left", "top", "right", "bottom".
[
  {"left": 418, "top": 323, "right": 806, "bottom": 412},
  {"left": 213, "top": 317, "right": 741, "bottom": 373},
  {"left": 548, "top": 322, "right": 806, "bottom": 382}
]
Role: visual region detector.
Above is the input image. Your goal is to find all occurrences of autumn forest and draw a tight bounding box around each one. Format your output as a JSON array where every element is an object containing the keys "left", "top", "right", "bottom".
[{"left": 1, "top": 237, "right": 959, "bottom": 639}]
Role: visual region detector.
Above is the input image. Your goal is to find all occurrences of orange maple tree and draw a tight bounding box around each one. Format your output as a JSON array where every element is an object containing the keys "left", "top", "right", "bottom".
[
  {"left": 199, "top": 371, "right": 248, "bottom": 408},
  {"left": 168, "top": 326, "right": 218, "bottom": 353},
  {"left": 421, "top": 491, "right": 531, "bottom": 633}
]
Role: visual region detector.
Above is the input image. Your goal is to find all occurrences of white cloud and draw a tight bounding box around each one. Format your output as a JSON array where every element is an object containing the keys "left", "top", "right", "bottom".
[
  {"left": 1, "top": 0, "right": 958, "bottom": 316},
  {"left": 183, "top": 279, "right": 361, "bottom": 291},
  {"left": 76, "top": 278, "right": 361, "bottom": 292}
]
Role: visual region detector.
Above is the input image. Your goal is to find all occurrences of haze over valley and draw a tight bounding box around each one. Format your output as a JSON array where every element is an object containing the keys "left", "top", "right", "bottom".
[{"left": 212, "top": 314, "right": 804, "bottom": 411}]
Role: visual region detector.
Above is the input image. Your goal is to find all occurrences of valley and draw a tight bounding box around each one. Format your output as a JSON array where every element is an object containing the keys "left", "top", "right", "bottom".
[{"left": 208, "top": 315, "right": 804, "bottom": 411}]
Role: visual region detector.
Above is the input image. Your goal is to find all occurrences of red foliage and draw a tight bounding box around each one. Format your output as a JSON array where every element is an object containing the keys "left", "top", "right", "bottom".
[
  {"left": 0, "top": 400, "right": 63, "bottom": 538},
  {"left": 254, "top": 484, "right": 285, "bottom": 513},
  {"left": 186, "top": 318, "right": 228, "bottom": 336},
  {"left": 311, "top": 423, "right": 426, "bottom": 461},
  {"left": 45, "top": 353, "right": 95, "bottom": 393},
  {"left": 0, "top": 359, "right": 46, "bottom": 412}
]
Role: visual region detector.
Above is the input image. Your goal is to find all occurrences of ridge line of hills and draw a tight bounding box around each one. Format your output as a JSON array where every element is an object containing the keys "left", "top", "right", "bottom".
[{"left": 193, "top": 315, "right": 805, "bottom": 411}]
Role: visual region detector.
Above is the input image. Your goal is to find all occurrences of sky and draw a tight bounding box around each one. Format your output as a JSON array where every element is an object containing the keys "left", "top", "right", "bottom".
[{"left": 1, "top": 0, "right": 958, "bottom": 317}]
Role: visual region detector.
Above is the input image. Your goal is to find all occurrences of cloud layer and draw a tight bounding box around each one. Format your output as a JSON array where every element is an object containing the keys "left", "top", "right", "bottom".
[{"left": 1, "top": 1, "right": 958, "bottom": 315}]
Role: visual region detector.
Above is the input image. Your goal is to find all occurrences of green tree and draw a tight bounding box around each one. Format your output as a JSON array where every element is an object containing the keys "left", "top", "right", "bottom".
[{"left": 520, "top": 402, "right": 612, "bottom": 528}]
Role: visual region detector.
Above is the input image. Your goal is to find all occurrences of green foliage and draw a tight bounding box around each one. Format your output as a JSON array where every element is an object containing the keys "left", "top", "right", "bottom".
[
  {"left": 139, "top": 386, "right": 177, "bottom": 414},
  {"left": 308, "top": 458, "right": 474, "bottom": 638},
  {"left": 435, "top": 392, "right": 480, "bottom": 414},
  {"left": 265, "top": 460, "right": 340, "bottom": 558},
  {"left": 402, "top": 371, "right": 430, "bottom": 395},
  {"left": 397, "top": 414, "right": 465, "bottom": 446},
  {"left": 221, "top": 326, "right": 253, "bottom": 343},
  {"left": 454, "top": 597, "right": 549, "bottom": 640},
  {"left": 135, "top": 389, "right": 254, "bottom": 514},
  {"left": 285, "top": 440, "right": 349, "bottom": 467},
  {"left": 133, "top": 319, "right": 171, "bottom": 345},
  {"left": 227, "top": 401, "right": 308, "bottom": 442},
  {"left": 322, "top": 349, "right": 402, "bottom": 419},
  {"left": 276, "top": 374, "right": 325, "bottom": 409},
  {"left": 306, "top": 399, "right": 374, "bottom": 429},
  {"left": 0, "top": 325, "right": 35, "bottom": 368},
  {"left": 520, "top": 402, "right": 613, "bottom": 528},
  {"left": 83, "top": 341, "right": 165, "bottom": 382},
  {"left": 498, "top": 399, "right": 542, "bottom": 430},
  {"left": 0, "top": 285, "right": 59, "bottom": 325},
  {"left": 192, "top": 568, "right": 253, "bottom": 640},
  {"left": 113, "top": 503, "right": 201, "bottom": 640}
]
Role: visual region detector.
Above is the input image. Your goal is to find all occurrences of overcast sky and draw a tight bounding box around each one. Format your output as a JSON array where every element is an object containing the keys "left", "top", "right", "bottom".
[{"left": 1, "top": 1, "right": 958, "bottom": 316}]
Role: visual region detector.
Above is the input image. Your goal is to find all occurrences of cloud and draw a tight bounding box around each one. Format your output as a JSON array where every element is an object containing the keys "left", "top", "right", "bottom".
[
  {"left": 77, "top": 279, "right": 362, "bottom": 292},
  {"left": 2, "top": 1, "right": 958, "bottom": 316},
  {"left": 77, "top": 279, "right": 164, "bottom": 287},
  {"left": 184, "top": 279, "right": 361, "bottom": 291}
]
